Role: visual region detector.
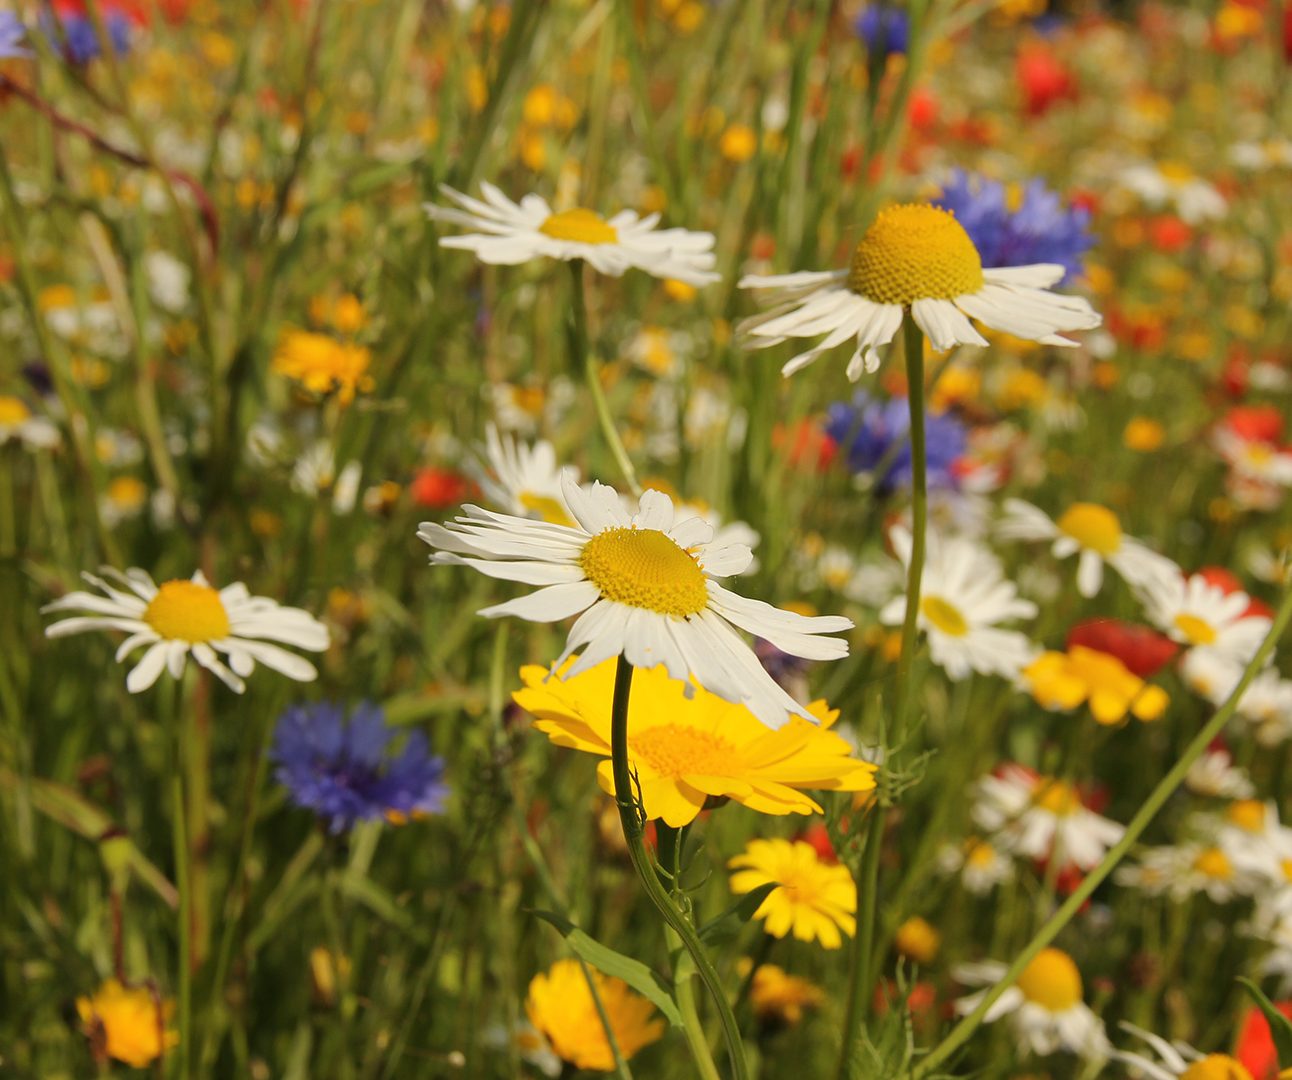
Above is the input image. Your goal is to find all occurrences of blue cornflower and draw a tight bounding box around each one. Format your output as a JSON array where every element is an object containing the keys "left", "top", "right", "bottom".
[
  {"left": 0, "top": 11, "right": 32, "bottom": 58},
  {"left": 271, "top": 702, "right": 448, "bottom": 833},
  {"left": 41, "top": 8, "right": 133, "bottom": 65},
  {"left": 853, "top": 6, "right": 908, "bottom": 59},
  {"left": 825, "top": 392, "right": 966, "bottom": 495},
  {"left": 933, "top": 170, "right": 1093, "bottom": 284}
]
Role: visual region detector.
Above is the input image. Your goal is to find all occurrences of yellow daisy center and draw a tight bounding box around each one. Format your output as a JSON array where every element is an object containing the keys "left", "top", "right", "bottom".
[
  {"left": 107, "top": 476, "right": 149, "bottom": 510},
  {"left": 0, "top": 395, "right": 32, "bottom": 425},
  {"left": 920, "top": 595, "right": 968, "bottom": 637},
  {"left": 1174, "top": 613, "right": 1218, "bottom": 646},
  {"left": 848, "top": 204, "right": 985, "bottom": 306},
  {"left": 1016, "top": 948, "right": 1083, "bottom": 1012},
  {"left": 143, "top": 580, "right": 232, "bottom": 643},
  {"left": 1192, "top": 848, "right": 1233, "bottom": 880},
  {"left": 1280, "top": 857, "right": 1292, "bottom": 883},
  {"left": 966, "top": 839, "right": 997, "bottom": 869},
  {"left": 539, "top": 208, "right": 619, "bottom": 246},
  {"left": 1159, "top": 161, "right": 1194, "bottom": 183},
  {"left": 1056, "top": 503, "right": 1123, "bottom": 556},
  {"left": 579, "top": 528, "right": 708, "bottom": 616},
  {"left": 1226, "top": 799, "right": 1265, "bottom": 832},
  {"left": 1034, "top": 779, "right": 1081, "bottom": 817},
  {"left": 1180, "top": 1055, "right": 1255, "bottom": 1080},
  {"left": 519, "top": 491, "right": 574, "bottom": 527},
  {"left": 632, "top": 724, "right": 735, "bottom": 778}
]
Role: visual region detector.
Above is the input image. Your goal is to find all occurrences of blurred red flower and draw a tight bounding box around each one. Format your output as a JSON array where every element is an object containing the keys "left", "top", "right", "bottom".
[
  {"left": 1016, "top": 43, "right": 1077, "bottom": 117},
  {"left": 409, "top": 467, "right": 471, "bottom": 509},
  {"left": 1066, "top": 619, "right": 1179, "bottom": 678},
  {"left": 1235, "top": 1000, "right": 1292, "bottom": 1079},
  {"left": 773, "top": 419, "right": 837, "bottom": 472},
  {"left": 1223, "top": 404, "right": 1284, "bottom": 443}
]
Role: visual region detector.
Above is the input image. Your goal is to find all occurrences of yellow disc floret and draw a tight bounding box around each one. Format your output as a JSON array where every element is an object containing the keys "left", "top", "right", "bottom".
[
  {"left": 1174, "top": 613, "right": 1218, "bottom": 646},
  {"left": 1226, "top": 799, "right": 1266, "bottom": 833},
  {"left": 539, "top": 208, "right": 619, "bottom": 246},
  {"left": 1034, "top": 779, "right": 1081, "bottom": 817},
  {"left": 848, "top": 204, "right": 985, "bottom": 306},
  {"left": 632, "top": 724, "right": 735, "bottom": 778},
  {"left": 579, "top": 528, "right": 708, "bottom": 616},
  {"left": 1180, "top": 1055, "right": 1255, "bottom": 1080},
  {"left": 1057, "top": 503, "right": 1123, "bottom": 556},
  {"left": 518, "top": 491, "right": 575, "bottom": 527},
  {"left": 0, "top": 395, "right": 32, "bottom": 426},
  {"left": 920, "top": 595, "right": 969, "bottom": 637},
  {"left": 1016, "top": 947, "right": 1083, "bottom": 1012},
  {"left": 1192, "top": 848, "right": 1233, "bottom": 880},
  {"left": 143, "top": 580, "right": 232, "bottom": 643}
]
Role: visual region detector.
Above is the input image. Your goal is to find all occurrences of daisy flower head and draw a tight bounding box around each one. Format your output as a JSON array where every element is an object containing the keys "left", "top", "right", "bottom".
[
  {"left": 1115, "top": 1023, "right": 1256, "bottom": 1080},
  {"left": 1023, "top": 644, "right": 1169, "bottom": 726},
  {"left": 998, "top": 498, "right": 1179, "bottom": 599},
  {"left": 469, "top": 423, "right": 575, "bottom": 526},
  {"left": 936, "top": 835, "right": 1015, "bottom": 895},
  {"left": 972, "top": 764, "right": 1124, "bottom": 870},
  {"left": 1113, "top": 842, "right": 1256, "bottom": 903},
  {"left": 418, "top": 472, "right": 854, "bottom": 730},
  {"left": 1185, "top": 747, "right": 1255, "bottom": 799},
  {"left": 953, "top": 948, "right": 1110, "bottom": 1060},
  {"left": 43, "top": 568, "right": 329, "bottom": 693},
  {"left": 425, "top": 183, "right": 719, "bottom": 285},
  {"left": 1143, "top": 572, "right": 1272, "bottom": 668},
  {"left": 0, "top": 394, "right": 60, "bottom": 450},
  {"left": 727, "top": 837, "right": 857, "bottom": 948},
  {"left": 1117, "top": 162, "right": 1227, "bottom": 224},
  {"left": 515, "top": 656, "right": 876, "bottom": 827},
  {"left": 736, "top": 202, "right": 1101, "bottom": 380},
  {"left": 880, "top": 526, "right": 1038, "bottom": 681}
]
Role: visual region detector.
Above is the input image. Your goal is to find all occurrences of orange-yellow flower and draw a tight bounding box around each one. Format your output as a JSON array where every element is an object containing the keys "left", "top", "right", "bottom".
[
  {"left": 272, "top": 329, "right": 374, "bottom": 405},
  {"left": 1023, "top": 645, "right": 1169, "bottom": 725},
  {"left": 76, "top": 979, "right": 178, "bottom": 1069},
  {"left": 728, "top": 837, "right": 857, "bottom": 949}
]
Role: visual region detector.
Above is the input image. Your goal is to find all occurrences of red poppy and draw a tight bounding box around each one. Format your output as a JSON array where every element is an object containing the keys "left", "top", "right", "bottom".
[
  {"left": 1235, "top": 1000, "right": 1292, "bottom": 1079},
  {"left": 1016, "top": 43, "right": 1077, "bottom": 117},
  {"left": 1223, "top": 404, "right": 1284, "bottom": 444},
  {"left": 1147, "top": 215, "right": 1193, "bottom": 253},
  {"left": 800, "top": 822, "right": 839, "bottom": 865},
  {"left": 409, "top": 467, "right": 471, "bottom": 509},
  {"left": 908, "top": 87, "right": 939, "bottom": 131},
  {"left": 1066, "top": 619, "right": 1180, "bottom": 678},
  {"left": 773, "top": 419, "right": 837, "bottom": 472},
  {"left": 53, "top": 0, "right": 150, "bottom": 24}
]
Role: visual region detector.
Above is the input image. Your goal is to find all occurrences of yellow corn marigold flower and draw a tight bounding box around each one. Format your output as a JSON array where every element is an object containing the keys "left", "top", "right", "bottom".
[
  {"left": 745, "top": 962, "right": 825, "bottom": 1026},
  {"left": 1024, "top": 645, "right": 1169, "bottom": 726},
  {"left": 720, "top": 123, "right": 758, "bottom": 162},
  {"left": 525, "top": 959, "right": 664, "bottom": 1072},
  {"left": 76, "top": 979, "right": 178, "bottom": 1069},
  {"left": 272, "top": 329, "right": 374, "bottom": 405},
  {"left": 515, "top": 656, "right": 875, "bottom": 827},
  {"left": 1124, "top": 416, "right": 1165, "bottom": 452},
  {"left": 728, "top": 837, "right": 857, "bottom": 948},
  {"left": 895, "top": 916, "right": 941, "bottom": 964}
]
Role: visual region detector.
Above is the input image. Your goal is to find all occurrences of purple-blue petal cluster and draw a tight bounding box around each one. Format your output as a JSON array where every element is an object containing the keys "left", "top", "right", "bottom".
[
  {"left": 272, "top": 702, "right": 448, "bottom": 833},
  {"left": 933, "top": 170, "right": 1093, "bottom": 284},
  {"left": 853, "top": 6, "right": 908, "bottom": 58},
  {"left": 0, "top": 11, "right": 32, "bottom": 59},
  {"left": 825, "top": 392, "right": 966, "bottom": 496},
  {"left": 40, "top": 9, "right": 133, "bottom": 64}
]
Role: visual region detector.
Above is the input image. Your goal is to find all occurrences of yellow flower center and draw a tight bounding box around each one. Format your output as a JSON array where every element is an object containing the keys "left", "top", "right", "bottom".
[
  {"left": 142, "top": 580, "right": 232, "bottom": 643},
  {"left": 1174, "top": 613, "right": 1218, "bottom": 646},
  {"left": 0, "top": 395, "right": 32, "bottom": 426},
  {"left": 538, "top": 208, "right": 619, "bottom": 246},
  {"left": 1244, "top": 443, "right": 1274, "bottom": 466},
  {"left": 519, "top": 491, "right": 575, "bottom": 527},
  {"left": 920, "top": 595, "right": 968, "bottom": 637},
  {"left": 847, "top": 204, "right": 985, "bottom": 306},
  {"left": 107, "top": 476, "right": 149, "bottom": 509},
  {"left": 632, "top": 724, "right": 735, "bottom": 778},
  {"left": 1056, "top": 503, "right": 1123, "bottom": 556},
  {"left": 579, "top": 528, "right": 708, "bottom": 616},
  {"left": 1180, "top": 1055, "right": 1255, "bottom": 1080},
  {"left": 1159, "top": 161, "right": 1194, "bottom": 183},
  {"left": 966, "top": 839, "right": 997, "bottom": 869},
  {"left": 1034, "top": 779, "right": 1081, "bottom": 817},
  {"left": 1226, "top": 799, "right": 1265, "bottom": 833},
  {"left": 1193, "top": 847, "right": 1233, "bottom": 880},
  {"left": 1016, "top": 948, "right": 1083, "bottom": 1012}
]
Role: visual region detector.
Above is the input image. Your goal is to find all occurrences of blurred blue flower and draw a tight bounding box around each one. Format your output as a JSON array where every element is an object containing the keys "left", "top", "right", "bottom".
[
  {"left": 934, "top": 170, "right": 1093, "bottom": 284},
  {"left": 825, "top": 392, "right": 966, "bottom": 495},
  {"left": 272, "top": 702, "right": 448, "bottom": 833},
  {"left": 0, "top": 11, "right": 32, "bottom": 58},
  {"left": 41, "top": 8, "right": 133, "bottom": 64},
  {"left": 853, "top": 6, "right": 908, "bottom": 58}
]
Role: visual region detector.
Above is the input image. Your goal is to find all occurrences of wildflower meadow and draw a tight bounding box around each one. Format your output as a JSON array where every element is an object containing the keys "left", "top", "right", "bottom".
[{"left": 4, "top": 1, "right": 1292, "bottom": 1077}]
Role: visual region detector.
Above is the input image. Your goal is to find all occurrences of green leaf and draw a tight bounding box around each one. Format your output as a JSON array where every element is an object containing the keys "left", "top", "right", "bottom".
[
  {"left": 1238, "top": 978, "right": 1292, "bottom": 1066},
  {"left": 529, "top": 909, "right": 682, "bottom": 1026},
  {"left": 696, "top": 883, "right": 778, "bottom": 945}
]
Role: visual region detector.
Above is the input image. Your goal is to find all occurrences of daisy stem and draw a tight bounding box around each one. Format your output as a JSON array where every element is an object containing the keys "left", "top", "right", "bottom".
[
  {"left": 609, "top": 655, "right": 747, "bottom": 1080},
  {"left": 913, "top": 585, "right": 1292, "bottom": 1079},
  {"left": 171, "top": 774, "right": 192, "bottom": 1080},
  {"left": 569, "top": 261, "right": 642, "bottom": 497}
]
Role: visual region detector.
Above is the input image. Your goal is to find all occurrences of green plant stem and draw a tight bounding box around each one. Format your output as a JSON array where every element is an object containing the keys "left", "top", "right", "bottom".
[
  {"left": 672, "top": 946, "right": 723, "bottom": 1080},
  {"left": 171, "top": 775, "right": 192, "bottom": 1080},
  {"left": 914, "top": 586, "right": 1292, "bottom": 1078},
  {"left": 570, "top": 261, "right": 642, "bottom": 496},
  {"left": 609, "top": 656, "right": 746, "bottom": 1080}
]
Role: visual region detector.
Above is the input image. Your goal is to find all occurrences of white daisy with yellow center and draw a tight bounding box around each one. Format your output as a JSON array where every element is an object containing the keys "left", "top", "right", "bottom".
[
  {"left": 470, "top": 423, "right": 576, "bottom": 527},
  {"left": 418, "top": 472, "right": 853, "bottom": 730},
  {"left": 972, "top": 765, "right": 1125, "bottom": 870},
  {"left": 935, "top": 835, "right": 1014, "bottom": 895},
  {"left": 1184, "top": 747, "right": 1255, "bottom": 800},
  {"left": 0, "top": 394, "right": 60, "bottom": 450},
  {"left": 953, "top": 948, "right": 1110, "bottom": 1060},
  {"left": 43, "top": 568, "right": 329, "bottom": 693},
  {"left": 1214, "top": 426, "right": 1292, "bottom": 487},
  {"left": 1114, "top": 841, "right": 1256, "bottom": 903},
  {"left": 880, "top": 527, "right": 1038, "bottom": 681},
  {"left": 1229, "top": 817, "right": 1292, "bottom": 913},
  {"left": 998, "top": 498, "right": 1179, "bottom": 598},
  {"left": 736, "top": 203, "right": 1101, "bottom": 380},
  {"left": 1115, "top": 1023, "right": 1256, "bottom": 1080},
  {"left": 425, "top": 183, "right": 720, "bottom": 285},
  {"left": 1143, "top": 573, "right": 1271, "bottom": 670},
  {"left": 1118, "top": 162, "right": 1227, "bottom": 224}
]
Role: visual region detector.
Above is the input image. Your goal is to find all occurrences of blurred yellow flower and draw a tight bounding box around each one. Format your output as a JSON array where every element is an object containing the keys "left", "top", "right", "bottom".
[
  {"left": 1023, "top": 645, "right": 1169, "bottom": 726},
  {"left": 895, "top": 916, "right": 941, "bottom": 964},
  {"left": 272, "top": 329, "right": 374, "bottom": 405},
  {"left": 1123, "top": 417, "right": 1165, "bottom": 452},
  {"left": 76, "top": 979, "right": 178, "bottom": 1069},
  {"left": 719, "top": 123, "right": 758, "bottom": 163},
  {"left": 525, "top": 959, "right": 664, "bottom": 1072},
  {"left": 746, "top": 963, "right": 825, "bottom": 1026},
  {"left": 728, "top": 838, "right": 857, "bottom": 948}
]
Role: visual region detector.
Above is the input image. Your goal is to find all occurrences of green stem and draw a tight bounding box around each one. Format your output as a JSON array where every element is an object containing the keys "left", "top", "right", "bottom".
[
  {"left": 673, "top": 948, "right": 724, "bottom": 1080},
  {"left": 570, "top": 261, "right": 642, "bottom": 496},
  {"left": 914, "top": 586, "right": 1292, "bottom": 1077},
  {"left": 609, "top": 656, "right": 746, "bottom": 1079},
  {"left": 171, "top": 775, "right": 191, "bottom": 1080}
]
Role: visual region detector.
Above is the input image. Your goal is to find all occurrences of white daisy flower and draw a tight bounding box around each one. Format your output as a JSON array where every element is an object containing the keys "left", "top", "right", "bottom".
[
  {"left": 425, "top": 183, "right": 720, "bottom": 285},
  {"left": 1185, "top": 747, "right": 1255, "bottom": 799},
  {"left": 1214, "top": 426, "right": 1292, "bottom": 488},
  {"left": 972, "top": 765, "right": 1124, "bottom": 870},
  {"left": 1234, "top": 670, "right": 1292, "bottom": 746},
  {"left": 417, "top": 472, "right": 853, "bottom": 729},
  {"left": 470, "top": 423, "right": 576, "bottom": 526},
  {"left": 1229, "top": 821, "right": 1292, "bottom": 907},
  {"left": 0, "top": 394, "right": 60, "bottom": 450},
  {"left": 935, "top": 836, "right": 1014, "bottom": 895},
  {"left": 880, "top": 527, "right": 1038, "bottom": 681},
  {"left": 953, "top": 948, "right": 1110, "bottom": 1060},
  {"left": 42, "top": 568, "right": 329, "bottom": 693},
  {"left": 1117, "top": 163, "right": 1227, "bottom": 224},
  {"left": 1142, "top": 573, "right": 1272, "bottom": 668},
  {"left": 1113, "top": 842, "right": 1256, "bottom": 903},
  {"left": 1229, "top": 138, "right": 1292, "bottom": 171},
  {"left": 736, "top": 203, "right": 1100, "bottom": 380},
  {"left": 1251, "top": 908, "right": 1292, "bottom": 992},
  {"left": 1115, "top": 1022, "right": 1255, "bottom": 1079},
  {"left": 997, "top": 498, "right": 1179, "bottom": 599}
]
